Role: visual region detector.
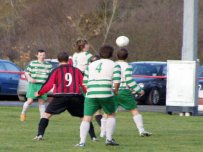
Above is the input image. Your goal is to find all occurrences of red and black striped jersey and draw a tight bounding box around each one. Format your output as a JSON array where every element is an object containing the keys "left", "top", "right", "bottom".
[
  {"left": 68, "top": 57, "right": 73, "bottom": 65},
  {"left": 38, "top": 64, "right": 86, "bottom": 96}
]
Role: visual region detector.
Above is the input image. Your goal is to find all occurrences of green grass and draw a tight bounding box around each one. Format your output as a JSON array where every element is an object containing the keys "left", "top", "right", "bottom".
[{"left": 0, "top": 106, "right": 203, "bottom": 152}]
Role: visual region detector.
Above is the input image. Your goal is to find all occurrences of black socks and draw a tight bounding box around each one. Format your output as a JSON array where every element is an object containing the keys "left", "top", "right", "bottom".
[
  {"left": 89, "top": 122, "right": 97, "bottom": 139},
  {"left": 95, "top": 115, "right": 102, "bottom": 126},
  {"left": 37, "top": 118, "right": 49, "bottom": 136}
]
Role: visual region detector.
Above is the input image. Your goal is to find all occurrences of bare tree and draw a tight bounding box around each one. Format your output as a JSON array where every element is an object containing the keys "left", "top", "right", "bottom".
[
  {"left": 0, "top": 0, "right": 203, "bottom": 65},
  {"left": 102, "top": 0, "right": 118, "bottom": 44}
]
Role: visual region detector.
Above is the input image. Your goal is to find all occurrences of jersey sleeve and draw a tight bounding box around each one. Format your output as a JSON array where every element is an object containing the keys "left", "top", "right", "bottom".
[
  {"left": 78, "top": 69, "right": 87, "bottom": 93},
  {"left": 113, "top": 63, "right": 121, "bottom": 84},
  {"left": 68, "top": 57, "right": 73, "bottom": 65},
  {"left": 25, "top": 61, "right": 32, "bottom": 73},
  {"left": 48, "top": 62, "right": 53, "bottom": 73},
  {"left": 125, "top": 65, "right": 142, "bottom": 94},
  {"left": 72, "top": 53, "right": 77, "bottom": 67},
  {"left": 86, "top": 52, "right": 93, "bottom": 64},
  {"left": 38, "top": 70, "right": 56, "bottom": 96},
  {"left": 83, "top": 66, "right": 89, "bottom": 86}
]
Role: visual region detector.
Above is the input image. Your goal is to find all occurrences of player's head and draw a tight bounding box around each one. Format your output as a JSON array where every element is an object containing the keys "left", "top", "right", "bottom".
[
  {"left": 83, "top": 40, "right": 90, "bottom": 51},
  {"left": 117, "top": 48, "right": 128, "bottom": 60},
  {"left": 99, "top": 45, "right": 114, "bottom": 59},
  {"left": 36, "top": 49, "right": 46, "bottom": 61},
  {"left": 75, "top": 39, "right": 89, "bottom": 52},
  {"left": 57, "top": 51, "right": 69, "bottom": 63},
  {"left": 37, "top": 49, "right": 46, "bottom": 54}
]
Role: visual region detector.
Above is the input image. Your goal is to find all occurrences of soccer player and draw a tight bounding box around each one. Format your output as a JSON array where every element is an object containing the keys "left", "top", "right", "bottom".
[
  {"left": 115, "top": 48, "right": 152, "bottom": 137},
  {"left": 90, "top": 54, "right": 107, "bottom": 137},
  {"left": 72, "top": 39, "right": 93, "bottom": 73},
  {"left": 20, "top": 50, "right": 52, "bottom": 121},
  {"left": 89, "top": 54, "right": 104, "bottom": 127},
  {"left": 76, "top": 45, "right": 121, "bottom": 147},
  {"left": 72, "top": 39, "right": 98, "bottom": 140},
  {"left": 33, "top": 51, "right": 97, "bottom": 141}
]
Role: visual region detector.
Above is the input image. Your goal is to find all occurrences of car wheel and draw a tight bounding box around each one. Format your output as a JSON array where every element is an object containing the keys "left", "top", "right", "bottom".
[{"left": 147, "top": 88, "right": 160, "bottom": 105}]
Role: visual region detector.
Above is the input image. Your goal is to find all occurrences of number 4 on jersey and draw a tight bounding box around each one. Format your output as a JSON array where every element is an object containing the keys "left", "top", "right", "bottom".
[{"left": 96, "top": 63, "right": 103, "bottom": 73}]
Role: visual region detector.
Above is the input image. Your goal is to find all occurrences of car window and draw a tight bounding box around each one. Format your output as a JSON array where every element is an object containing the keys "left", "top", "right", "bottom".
[
  {"left": 0, "top": 63, "right": 5, "bottom": 70},
  {"left": 48, "top": 61, "right": 59, "bottom": 69},
  {"left": 4, "top": 62, "right": 20, "bottom": 72},
  {"left": 162, "top": 66, "right": 167, "bottom": 76},
  {"left": 132, "top": 64, "right": 157, "bottom": 76},
  {"left": 150, "top": 66, "right": 158, "bottom": 76},
  {"left": 154, "top": 65, "right": 161, "bottom": 74}
]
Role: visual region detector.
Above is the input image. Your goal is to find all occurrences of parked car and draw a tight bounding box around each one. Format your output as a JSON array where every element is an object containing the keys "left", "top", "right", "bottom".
[
  {"left": 0, "top": 60, "right": 22, "bottom": 97},
  {"left": 198, "top": 66, "right": 203, "bottom": 91},
  {"left": 129, "top": 61, "right": 167, "bottom": 105},
  {"left": 198, "top": 66, "right": 203, "bottom": 109},
  {"left": 17, "top": 59, "right": 59, "bottom": 101},
  {"left": 199, "top": 66, "right": 203, "bottom": 78}
]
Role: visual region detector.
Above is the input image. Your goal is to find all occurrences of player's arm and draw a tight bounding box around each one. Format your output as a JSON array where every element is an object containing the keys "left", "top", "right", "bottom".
[
  {"left": 68, "top": 57, "right": 73, "bottom": 65},
  {"left": 49, "top": 63, "right": 53, "bottom": 72},
  {"left": 78, "top": 69, "right": 87, "bottom": 93},
  {"left": 35, "top": 70, "right": 56, "bottom": 97},
  {"left": 113, "top": 63, "right": 121, "bottom": 95},
  {"left": 24, "top": 62, "right": 36, "bottom": 83},
  {"left": 83, "top": 66, "right": 89, "bottom": 87},
  {"left": 86, "top": 52, "right": 93, "bottom": 64},
  {"left": 113, "top": 83, "right": 120, "bottom": 95},
  {"left": 125, "top": 65, "right": 144, "bottom": 96},
  {"left": 24, "top": 72, "right": 36, "bottom": 83}
]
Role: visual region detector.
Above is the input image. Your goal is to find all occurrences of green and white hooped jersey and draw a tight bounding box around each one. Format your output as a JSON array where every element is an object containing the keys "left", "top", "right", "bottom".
[
  {"left": 26, "top": 60, "right": 52, "bottom": 83},
  {"left": 72, "top": 51, "right": 93, "bottom": 73},
  {"left": 116, "top": 61, "right": 142, "bottom": 94},
  {"left": 84, "top": 59, "right": 121, "bottom": 98}
]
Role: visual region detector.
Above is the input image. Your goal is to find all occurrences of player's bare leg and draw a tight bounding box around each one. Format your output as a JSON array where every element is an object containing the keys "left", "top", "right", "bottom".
[
  {"left": 20, "top": 98, "right": 33, "bottom": 121},
  {"left": 38, "top": 98, "right": 46, "bottom": 118}
]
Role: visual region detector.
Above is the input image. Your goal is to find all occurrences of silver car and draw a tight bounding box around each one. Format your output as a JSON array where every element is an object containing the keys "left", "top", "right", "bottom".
[{"left": 17, "top": 59, "right": 59, "bottom": 101}]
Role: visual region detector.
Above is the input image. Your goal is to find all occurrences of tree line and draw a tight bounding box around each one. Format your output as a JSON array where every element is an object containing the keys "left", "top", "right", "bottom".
[{"left": 0, "top": 0, "right": 202, "bottom": 68}]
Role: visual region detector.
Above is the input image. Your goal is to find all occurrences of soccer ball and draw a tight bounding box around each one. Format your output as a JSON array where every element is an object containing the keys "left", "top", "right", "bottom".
[{"left": 116, "top": 36, "right": 129, "bottom": 47}]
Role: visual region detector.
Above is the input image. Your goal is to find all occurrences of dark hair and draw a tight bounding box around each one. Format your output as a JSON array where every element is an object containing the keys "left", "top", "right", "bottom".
[
  {"left": 83, "top": 40, "right": 88, "bottom": 44},
  {"left": 117, "top": 48, "right": 128, "bottom": 60},
  {"left": 99, "top": 45, "right": 114, "bottom": 59},
  {"left": 75, "top": 39, "right": 88, "bottom": 53},
  {"left": 57, "top": 51, "right": 69, "bottom": 62},
  {"left": 37, "top": 49, "right": 46, "bottom": 53}
]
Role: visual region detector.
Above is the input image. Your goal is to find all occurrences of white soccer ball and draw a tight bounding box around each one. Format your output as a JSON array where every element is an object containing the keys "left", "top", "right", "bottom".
[{"left": 116, "top": 36, "right": 129, "bottom": 47}]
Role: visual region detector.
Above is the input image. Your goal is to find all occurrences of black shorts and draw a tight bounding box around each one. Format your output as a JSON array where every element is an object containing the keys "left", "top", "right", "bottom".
[{"left": 45, "top": 95, "right": 84, "bottom": 117}]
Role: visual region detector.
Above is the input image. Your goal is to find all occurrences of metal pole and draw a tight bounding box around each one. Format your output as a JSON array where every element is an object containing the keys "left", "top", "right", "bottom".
[
  {"left": 182, "top": 0, "right": 198, "bottom": 60},
  {"left": 182, "top": 0, "right": 199, "bottom": 115}
]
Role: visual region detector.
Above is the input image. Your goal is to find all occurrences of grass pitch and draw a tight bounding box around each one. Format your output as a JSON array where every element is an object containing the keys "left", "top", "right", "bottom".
[{"left": 0, "top": 106, "right": 203, "bottom": 152}]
